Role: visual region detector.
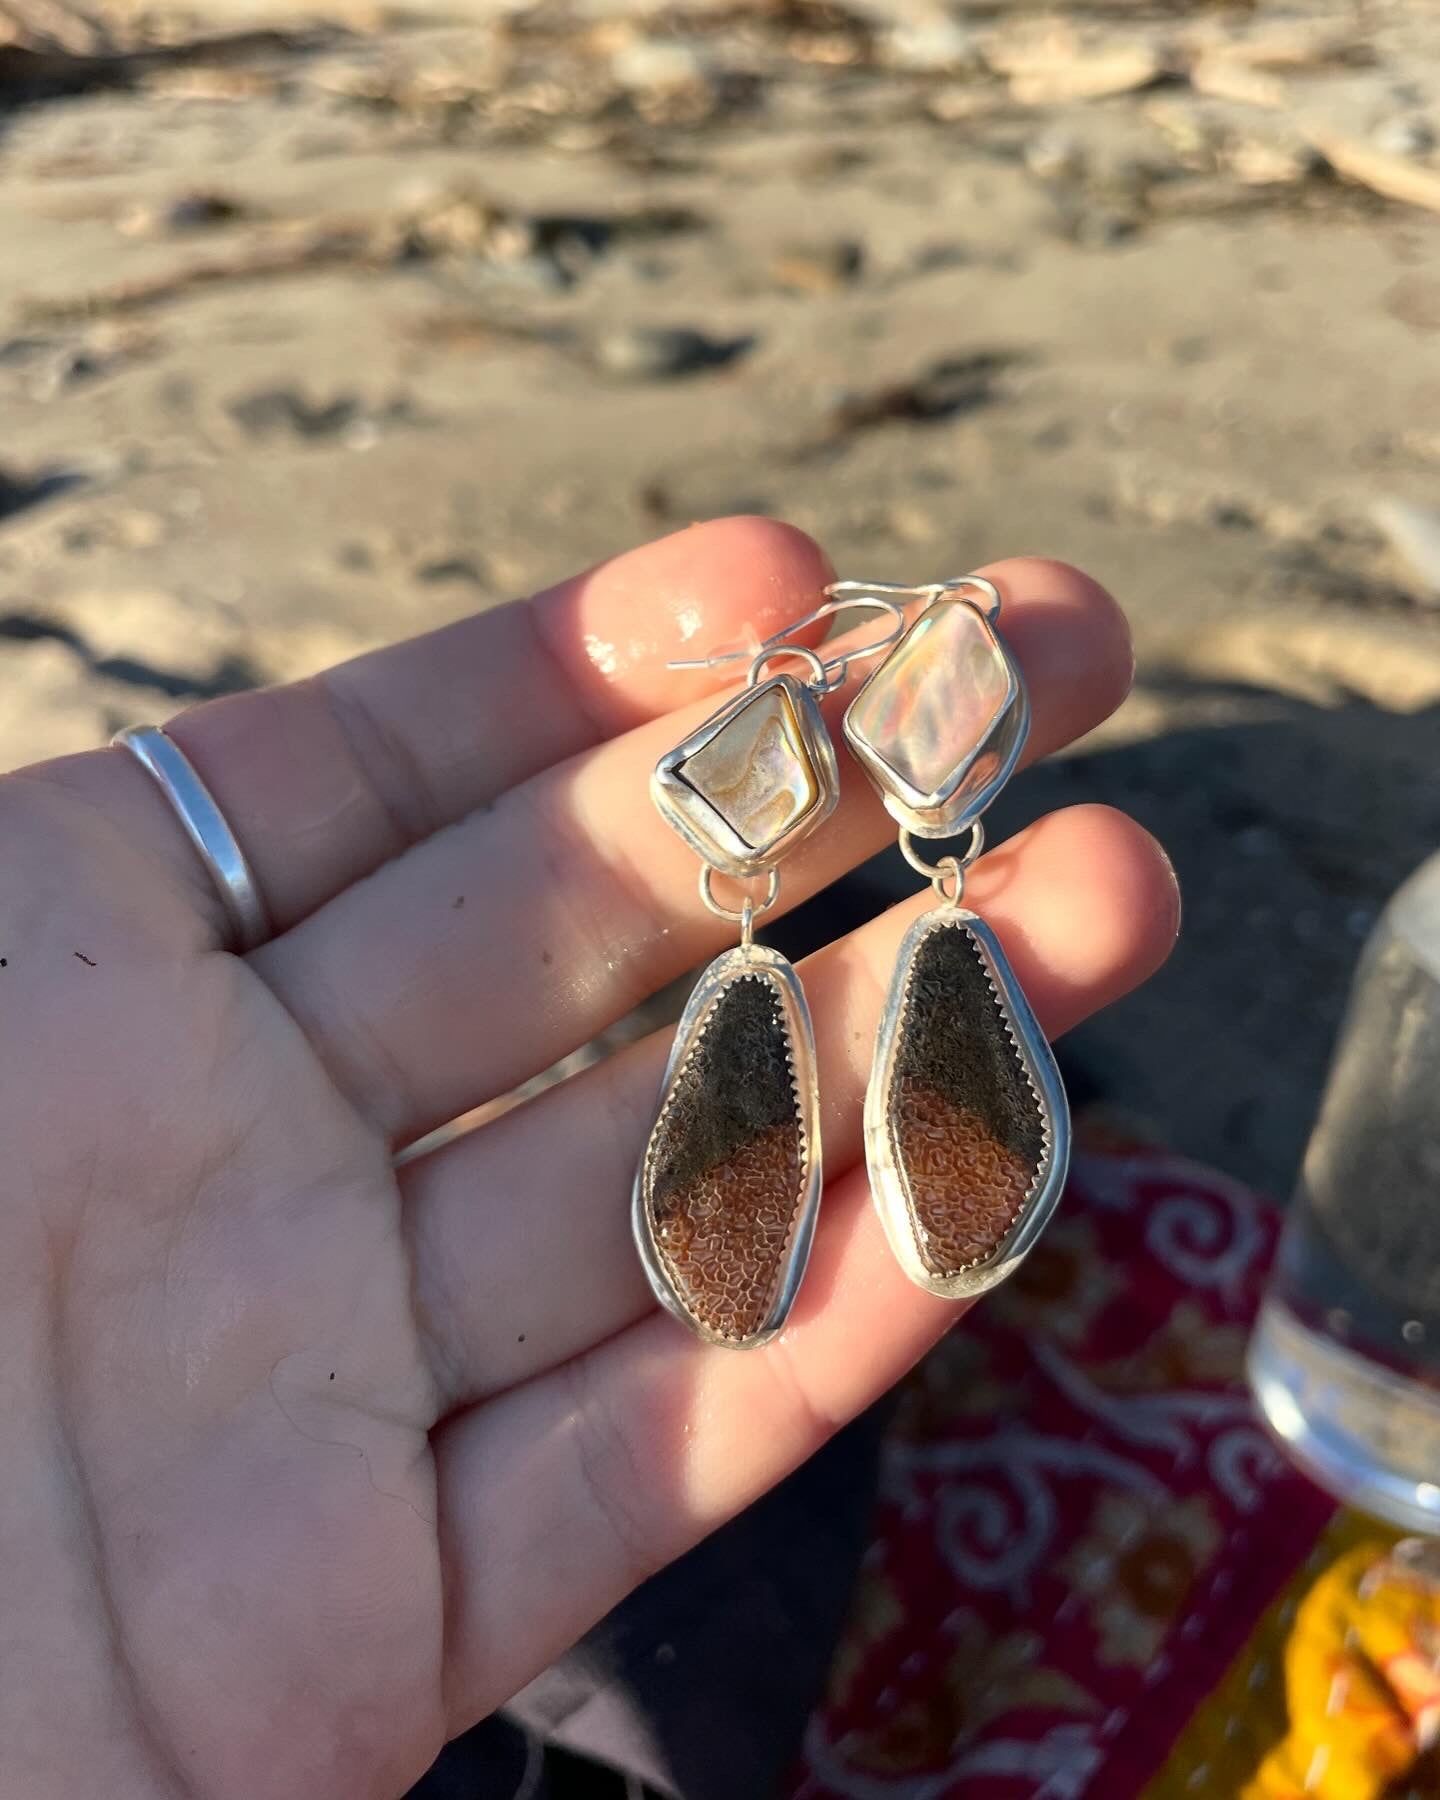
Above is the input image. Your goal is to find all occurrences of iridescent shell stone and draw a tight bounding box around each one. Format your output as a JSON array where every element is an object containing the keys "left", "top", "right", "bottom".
[
  {"left": 844, "top": 597, "right": 1024, "bottom": 833},
  {"left": 653, "top": 674, "right": 837, "bottom": 878},
  {"left": 679, "top": 684, "right": 819, "bottom": 853}
]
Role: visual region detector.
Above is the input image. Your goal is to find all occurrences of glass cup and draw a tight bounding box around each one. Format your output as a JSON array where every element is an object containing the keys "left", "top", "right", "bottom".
[{"left": 1248, "top": 849, "right": 1440, "bottom": 1534}]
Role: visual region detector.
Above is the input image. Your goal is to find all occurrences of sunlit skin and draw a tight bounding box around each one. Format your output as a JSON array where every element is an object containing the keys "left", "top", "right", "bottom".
[{"left": 0, "top": 519, "right": 1177, "bottom": 1798}]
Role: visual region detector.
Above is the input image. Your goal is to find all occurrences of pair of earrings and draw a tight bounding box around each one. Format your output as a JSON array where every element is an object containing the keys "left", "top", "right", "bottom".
[{"left": 632, "top": 575, "right": 1071, "bottom": 1348}]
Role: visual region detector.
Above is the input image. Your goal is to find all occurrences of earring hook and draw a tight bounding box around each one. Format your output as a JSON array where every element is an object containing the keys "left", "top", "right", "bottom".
[
  {"left": 667, "top": 588, "right": 907, "bottom": 695},
  {"left": 826, "top": 574, "right": 1002, "bottom": 621}
]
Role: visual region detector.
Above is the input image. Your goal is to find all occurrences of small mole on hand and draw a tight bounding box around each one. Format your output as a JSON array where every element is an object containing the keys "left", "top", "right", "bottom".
[
  {"left": 541, "top": 949, "right": 554, "bottom": 967},
  {"left": 517, "top": 1333, "right": 526, "bottom": 1343},
  {"left": 74, "top": 951, "right": 96, "bottom": 967},
  {"left": 0, "top": 958, "right": 6, "bottom": 968},
  {"left": 453, "top": 895, "right": 465, "bottom": 909},
  {"left": 329, "top": 1372, "right": 335, "bottom": 1380}
]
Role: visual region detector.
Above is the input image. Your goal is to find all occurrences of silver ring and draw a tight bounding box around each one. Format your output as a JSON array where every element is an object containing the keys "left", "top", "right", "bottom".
[{"left": 112, "top": 725, "right": 270, "bottom": 952}]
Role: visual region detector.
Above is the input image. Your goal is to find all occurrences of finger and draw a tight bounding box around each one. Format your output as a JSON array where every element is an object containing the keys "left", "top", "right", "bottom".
[
  {"left": 255, "top": 559, "right": 1133, "bottom": 1144},
  {"left": 435, "top": 1155, "right": 1015, "bottom": 1723},
  {"left": 431, "top": 1164, "right": 935, "bottom": 1724},
  {"left": 26, "top": 519, "right": 833, "bottom": 937},
  {"left": 405, "top": 805, "right": 1179, "bottom": 1408}
]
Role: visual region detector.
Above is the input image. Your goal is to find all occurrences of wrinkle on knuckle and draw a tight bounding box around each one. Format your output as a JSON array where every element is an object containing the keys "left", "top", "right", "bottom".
[
  {"left": 337, "top": 1000, "right": 422, "bottom": 1144},
  {"left": 400, "top": 1206, "right": 472, "bottom": 1415},
  {"left": 265, "top": 942, "right": 420, "bottom": 1145},
  {"left": 848, "top": 916, "right": 906, "bottom": 1035},
  {"left": 765, "top": 1336, "right": 841, "bottom": 1457},
  {"left": 600, "top": 1045, "right": 656, "bottom": 1182},
  {"left": 316, "top": 672, "right": 442, "bottom": 855},
  {"left": 561, "top": 1358, "right": 666, "bottom": 1591}
]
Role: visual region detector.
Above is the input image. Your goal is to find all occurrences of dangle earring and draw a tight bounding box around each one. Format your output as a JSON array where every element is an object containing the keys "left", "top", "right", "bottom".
[
  {"left": 634, "top": 591, "right": 906, "bottom": 1348},
  {"left": 840, "top": 576, "right": 1071, "bottom": 1300}
]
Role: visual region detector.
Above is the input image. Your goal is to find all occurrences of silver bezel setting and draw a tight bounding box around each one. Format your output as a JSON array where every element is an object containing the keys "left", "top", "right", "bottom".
[
  {"left": 842, "top": 599, "right": 1030, "bottom": 840},
  {"left": 864, "top": 907, "right": 1070, "bottom": 1301},
  {"left": 651, "top": 673, "right": 840, "bottom": 880},
  {"left": 632, "top": 943, "right": 823, "bottom": 1349}
]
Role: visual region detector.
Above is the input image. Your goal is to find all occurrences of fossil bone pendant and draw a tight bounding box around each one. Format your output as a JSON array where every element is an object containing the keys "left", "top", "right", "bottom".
[
  {"left": 634, "top": 945, "right": 821, "bottom": 1348},
  {"left": 866, "top": 906, "right": 1069, "bottom": 1301},
  {"left": 635, "top": 586, "right": 908, "bottom": 1345}
]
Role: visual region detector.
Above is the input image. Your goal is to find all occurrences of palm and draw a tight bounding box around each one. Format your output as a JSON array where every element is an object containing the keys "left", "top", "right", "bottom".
[
  {"left": 1, "top": 520, "right": 1174, "bottom": 1799},
  {"left": 9, "top": 833, "right": 443, "bottom": 1793}
]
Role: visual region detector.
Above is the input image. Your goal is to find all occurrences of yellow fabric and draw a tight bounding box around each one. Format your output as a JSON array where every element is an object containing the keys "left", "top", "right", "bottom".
[{"left": 1142, "top": 1513, "right": 1440, "bottom": 1799}]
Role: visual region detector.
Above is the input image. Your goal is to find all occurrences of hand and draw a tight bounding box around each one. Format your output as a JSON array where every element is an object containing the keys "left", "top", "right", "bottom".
[{"left": 1, "top": 519, "right": 1176, "bottom": 1798}]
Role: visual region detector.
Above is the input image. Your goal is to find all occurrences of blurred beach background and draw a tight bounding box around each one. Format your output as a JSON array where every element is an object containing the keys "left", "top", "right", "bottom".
[{"left": 2, "top": 0, "right": 1438, "bottom": 1194}]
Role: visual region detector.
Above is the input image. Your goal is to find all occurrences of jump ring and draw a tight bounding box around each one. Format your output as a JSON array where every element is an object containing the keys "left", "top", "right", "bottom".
[
  {"left": 699, "top": 865, "right": 780, "bottom": 930},
  {"left": 898, "top": 820, "right": 985, "bottom": 885},
  {"left": 113, "top": 725, "right": 271, "bottom": 952},
  {"left": 932, "top": 858, "right": 964, "bottom": 905},
  {"left": 746, "top": 644, "right": 828, "bottom": 692}
]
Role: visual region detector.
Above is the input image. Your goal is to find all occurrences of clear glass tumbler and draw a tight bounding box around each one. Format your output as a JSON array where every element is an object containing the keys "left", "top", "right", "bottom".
[{"left": 1248, "top": 848, "right": 1440, "bottom": 1534}]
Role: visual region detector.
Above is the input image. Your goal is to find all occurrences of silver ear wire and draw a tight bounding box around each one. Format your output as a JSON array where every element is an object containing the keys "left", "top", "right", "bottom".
[
  {"left": 826, "top": 574, "right": 1002, "bottom": 621},
  {"left": 667, "top": 588, "right": 907, "bottom": 695}
]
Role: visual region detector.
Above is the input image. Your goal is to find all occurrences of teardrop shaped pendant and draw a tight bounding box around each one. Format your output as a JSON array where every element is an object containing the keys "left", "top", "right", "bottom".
[
  {"left": 633, "top": 945, "right": 822, "bottom": 1348},
  {"left": 866, "top": 906, "right": 1070, "bottom": 1300}
]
